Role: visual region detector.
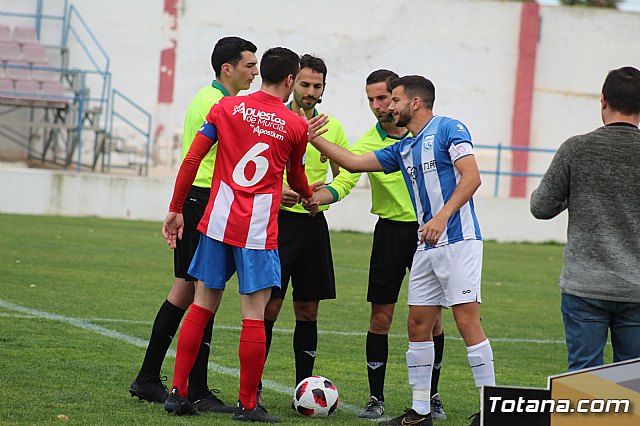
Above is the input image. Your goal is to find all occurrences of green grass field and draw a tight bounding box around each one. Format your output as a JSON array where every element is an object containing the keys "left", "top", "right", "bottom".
[{"left": 0, "top": 213, "right": 613, "bottom": 425}]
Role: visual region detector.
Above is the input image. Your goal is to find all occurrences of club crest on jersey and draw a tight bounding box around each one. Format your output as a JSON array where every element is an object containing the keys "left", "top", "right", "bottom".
[
  {"left": 423, "top": 135, "right": 435, "bottom": 151},
  {"left": 320, "top": 154, "right": 328, "bottom": 163}
]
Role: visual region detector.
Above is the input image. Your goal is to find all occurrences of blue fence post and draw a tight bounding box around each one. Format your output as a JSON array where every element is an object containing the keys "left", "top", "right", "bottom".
[
  {"left": 107, "top": 89, "right": 115, "bottom": 173},
  {"left": 76, "top": 71, "right": 86, "bottom": 173},
  {"left": 60, "top": 0, "right": 69, "bottom": 47},
  {"left": 145, "top": 113, "right": 151, "bottom": 176},
  {"left": 104, "top": 72, "right": 112, "bottom": 133},
  {"left": 62, "top": 3, "right": 72, "bottom": 48},
  {"left": 35, "top": 0, "right": 43, "bottom": 40},
  {"left": 494, "top": 143, "right": 502, "bottom": 197}
]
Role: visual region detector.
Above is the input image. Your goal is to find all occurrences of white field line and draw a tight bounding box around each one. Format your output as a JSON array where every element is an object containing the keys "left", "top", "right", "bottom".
[
  {"left": 1, "top": 313, "right": 564, "bottom": 345},
  {"left": 0, "top": 311, "right": 566, "bottom": 345},
  {"left": 0, "top": 299, "right": 363, "bottom": 416}
]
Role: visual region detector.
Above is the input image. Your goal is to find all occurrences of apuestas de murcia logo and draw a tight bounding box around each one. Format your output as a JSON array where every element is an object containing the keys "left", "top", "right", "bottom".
[
  {"left": 253, "top": 125, "right": 284, "bottom": 141},
  {"left": 233, "top": 101, "right": 287, "bottom": 132}
]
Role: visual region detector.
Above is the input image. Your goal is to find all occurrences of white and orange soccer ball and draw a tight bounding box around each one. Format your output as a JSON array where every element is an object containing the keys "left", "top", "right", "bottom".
[{"left": 292, "top": 375, "right": 339, "bottom": 417}]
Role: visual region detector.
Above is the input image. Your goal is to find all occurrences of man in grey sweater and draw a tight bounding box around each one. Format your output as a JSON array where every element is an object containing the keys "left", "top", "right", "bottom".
[{"left": 530, "top": 66, "right": 640, "bottom": 371}]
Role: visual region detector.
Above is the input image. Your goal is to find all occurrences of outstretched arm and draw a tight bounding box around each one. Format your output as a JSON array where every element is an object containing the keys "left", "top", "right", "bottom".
[
  {"left": 309, "top": 135, "right": 382, "bottom": 173},
  {"left": 308, "top": 114, "right": 383, "bottom": 173}
]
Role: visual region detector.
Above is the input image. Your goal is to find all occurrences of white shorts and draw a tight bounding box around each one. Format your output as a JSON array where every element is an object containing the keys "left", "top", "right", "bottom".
[{"left": 408, "top": 239, "right": 483, "bottom": 307}]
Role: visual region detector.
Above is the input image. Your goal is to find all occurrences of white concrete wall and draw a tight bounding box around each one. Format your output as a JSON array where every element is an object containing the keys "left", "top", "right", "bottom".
[
  {"left": 0, "top": 166, "right": 172, "bottom": 221},
  {"left": 76, "top": 0, "right": 640, "bottom": 198},
  {"left": 169, "top": 0, "right": 523, "bottom": 191},
  {"left": 530, "top": 5, "right": 640, "bottom": 192},
  {"left": 0, "top": 167, "right": 568, "bottom": 243},
  {"left": 0, "top": 0, "right": 634, "bottom": 241},
  {"left": 2, "top": 0, "right": 638, "bottom": 195}
]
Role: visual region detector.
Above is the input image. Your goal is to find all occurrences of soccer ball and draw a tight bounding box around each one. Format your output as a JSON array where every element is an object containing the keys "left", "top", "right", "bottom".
[{"left": 293, "top": 375, "right": 339, "bottom": 417}]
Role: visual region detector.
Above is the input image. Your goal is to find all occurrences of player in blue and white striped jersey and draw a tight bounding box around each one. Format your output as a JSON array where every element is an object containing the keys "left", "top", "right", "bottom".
[
  {"left": 375, "top": 113, "right": 482, "bottom": 250},
  {"left": 307, "top": 75, "right": 493, "bottom": 426}
]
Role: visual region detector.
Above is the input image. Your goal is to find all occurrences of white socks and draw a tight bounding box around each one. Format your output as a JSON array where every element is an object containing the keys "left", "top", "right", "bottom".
[
  {"left": 467, "top": 339, "right": 495, "bottom": 390},
  {"left": 404, "top": 339, "right": 494, "bottom": 414},
  {"left": 406, "top": 341, "right": 434, "bottom": 415}
]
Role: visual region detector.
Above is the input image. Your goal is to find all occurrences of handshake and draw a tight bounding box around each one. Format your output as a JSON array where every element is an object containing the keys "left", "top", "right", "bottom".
[
  {"left": 281, "top": 111, "right": 336, "bottom": 216},
  {"left": 281, "top": 181, "right": 326, "bottom": 216}
]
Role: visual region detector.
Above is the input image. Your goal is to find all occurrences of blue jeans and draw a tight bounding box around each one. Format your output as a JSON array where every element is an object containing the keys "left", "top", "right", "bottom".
[{"left": 561, "top": 293, "right": 640, "bottom": 371}]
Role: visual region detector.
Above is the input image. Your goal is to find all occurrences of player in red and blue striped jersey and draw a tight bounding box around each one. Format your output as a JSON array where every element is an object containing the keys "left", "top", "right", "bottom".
[
  {"left": 162, "top": 47, "right": 327, "bottom": 423},
  {"left": 130, "top": 36, "right": 257, "bottom": 412}
]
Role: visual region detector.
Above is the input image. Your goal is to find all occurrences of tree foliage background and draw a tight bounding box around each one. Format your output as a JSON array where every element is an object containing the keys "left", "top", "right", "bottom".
[{"left": 559, "top": 0, "right": 619, "bottom": 8}]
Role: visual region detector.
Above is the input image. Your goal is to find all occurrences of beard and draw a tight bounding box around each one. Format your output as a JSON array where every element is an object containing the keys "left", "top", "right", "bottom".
[
  {"left": 394, "top": 109, "right": 411, "bottom": 128},
  {"left": 377, "top": 111, "right": 394, "bottom": 124},
  {"left": 294, "top": 92, "right": 318, "bottom": 110}
]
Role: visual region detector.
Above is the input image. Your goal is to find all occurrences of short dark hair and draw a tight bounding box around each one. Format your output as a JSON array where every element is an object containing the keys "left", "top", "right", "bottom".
[
  {"left": 366, "top": 69, "right": 399, "bottom": 86},
  {"left": 211, "top": 36, "right": 257, "bottom": 78},
  {"left": 260, "top": 47, "right": 300, "bottom": 85},
  {"left": 299, "top": 54, "right": 327, "bottom": 84},
  {"left": 389, "top": 75, "right": 436, "bottom": 109},
  {"left": 602, "top": 66, "right": 640, "bottom": 115}
]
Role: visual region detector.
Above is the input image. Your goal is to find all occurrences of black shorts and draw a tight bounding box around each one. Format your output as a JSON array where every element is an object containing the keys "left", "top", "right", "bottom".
[
  {"left": 174, "top": 186, "right": 210, "bottom": 281},
  {"left": 272, "top": 210, "right": 336, "bottom": 302},
  {"left": 367, "top": 218, "right": 419, "bottom": 304}
]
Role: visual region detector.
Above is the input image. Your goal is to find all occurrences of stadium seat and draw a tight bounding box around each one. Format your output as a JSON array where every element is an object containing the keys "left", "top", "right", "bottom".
[
  {"left": 32, "top": 67, "right": 60, "bottom": 82},
  {"left": 0, "top": 78, "right": 14, "bottom": 97},
  {"left": 0, "top": 41, "right": 22, "bottom": 62},
  {"left": 12, "top": 26, "right": 38, "bottom": 45},
  {"left": 22, "top": 44, "right": 48, "bottom": 65},
  {"left": 4, "top": 61, "right": 30, "bottom": 80},
  {"left": 14, "top": 80, "right": 40, "bottom": 99},
  {"left": 41, "top": 81, "right": 68, "bottom": 100},
  {"left": 0, "top": 24, "right": 11, "bottom": 43}
]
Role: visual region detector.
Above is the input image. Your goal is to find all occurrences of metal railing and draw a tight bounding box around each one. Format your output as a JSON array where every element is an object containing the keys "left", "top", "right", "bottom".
[
  {"left": 107, "top": 89, "right": 152, "bottom": 175},
  {"left": 0, "top": 0, "right": 152, "bottom": 175},
  {"left": 62, "top": 3, "right": 111, "bottom": 132},
  {"left": 475, "top": 144, "right": 557, "bottom": 196}
]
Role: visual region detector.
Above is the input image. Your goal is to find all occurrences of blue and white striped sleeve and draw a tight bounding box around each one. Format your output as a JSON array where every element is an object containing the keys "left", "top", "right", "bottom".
[
  {"left": 446, "top": 119, "right": 473, "bottom": 163},
  {"left": 374, "top": 143, "right": 402, "bottom": 174}
]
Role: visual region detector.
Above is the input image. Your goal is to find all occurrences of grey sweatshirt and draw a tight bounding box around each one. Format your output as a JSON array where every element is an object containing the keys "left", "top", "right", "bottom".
[{"left": 530, "top": 124, "right": 640, "bottom": 303}]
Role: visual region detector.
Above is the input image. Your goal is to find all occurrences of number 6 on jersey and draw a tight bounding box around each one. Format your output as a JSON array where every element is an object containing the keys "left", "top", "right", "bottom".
[{"left": 232, "top": 142, "right": 270, "bottom": 187}]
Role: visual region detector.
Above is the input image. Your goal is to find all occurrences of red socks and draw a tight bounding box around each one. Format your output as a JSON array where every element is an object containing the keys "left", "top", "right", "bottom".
[
  {"left": 172, "top": 310, "right": 266, "bottom": 408},
  {"left": 172, "top": 304, "right": 213, "bottom": 397},
  {"left": 238, "top": 319, "right": 266, "bottom": 410}
]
